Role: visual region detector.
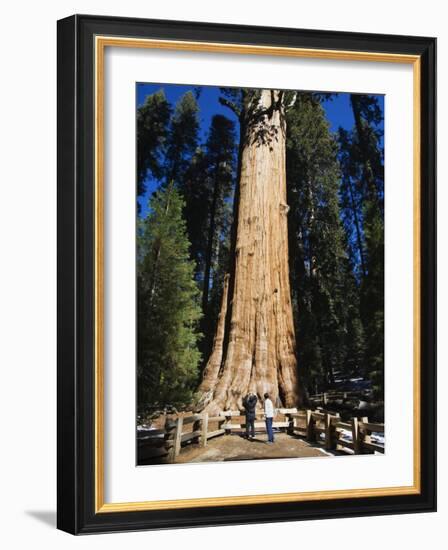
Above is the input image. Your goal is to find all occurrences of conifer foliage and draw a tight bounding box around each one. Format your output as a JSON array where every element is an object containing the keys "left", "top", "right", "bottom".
[
  {"left": 338, "top": 94, "right": 384, "bottom": 398},
  {"left": 137, "top": 90, "right": 171, "bottom": 202},
  {"left": 137, "top": 184, "right": 202, "bottom": 408},
  {"left": 286, "top": 94, "right": 365, "bottom": 394},
  {"left": 136, "top": 85, "right": 384, "bottom": 413}
]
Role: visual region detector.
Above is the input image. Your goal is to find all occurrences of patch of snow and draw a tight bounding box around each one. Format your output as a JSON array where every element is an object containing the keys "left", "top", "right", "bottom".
[
  {"left": 371, "top": 432, "right": 385, "bottom": 445},
  {"left": 339, "top": 429, "right": 352, "bottom": 442},
  {"left": 137, "top": 424, "right": 155, "bottom": 431}
]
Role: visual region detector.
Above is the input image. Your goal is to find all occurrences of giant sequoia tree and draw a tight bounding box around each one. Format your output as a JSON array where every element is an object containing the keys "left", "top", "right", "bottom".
[
  {"left": 136, "top": 84, "right": 384, "bottom": 415},
  {"left": 196, "top": 89, "right": 302, "bottom": 413}
]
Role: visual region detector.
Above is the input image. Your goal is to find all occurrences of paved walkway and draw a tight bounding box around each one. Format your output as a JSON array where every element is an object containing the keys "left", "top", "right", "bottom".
[{"left": 175, "top": 432, "right": 333, "bottom": 463}]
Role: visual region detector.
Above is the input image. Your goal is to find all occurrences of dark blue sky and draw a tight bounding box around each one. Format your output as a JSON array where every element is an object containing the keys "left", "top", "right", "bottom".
[{"left": 136, "top": 83, "right": 384, "bottom": 214}]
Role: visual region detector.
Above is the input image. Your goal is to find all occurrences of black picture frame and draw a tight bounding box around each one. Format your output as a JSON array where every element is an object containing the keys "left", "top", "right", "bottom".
[{"left": 57, "top": 14, "right": 436, "bottom": 534}]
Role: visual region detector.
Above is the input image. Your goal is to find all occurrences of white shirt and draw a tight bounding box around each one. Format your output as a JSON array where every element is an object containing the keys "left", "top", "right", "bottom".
[{"left": 264, "top": 398, "right": 274, "bottom": 418}]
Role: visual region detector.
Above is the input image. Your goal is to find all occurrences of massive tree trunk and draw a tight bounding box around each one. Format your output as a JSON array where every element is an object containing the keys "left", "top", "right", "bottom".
[
  {"left": 198, "top": 273, "right": 230, "bottom": 397},
  {"left": 197, "top": 89, "right": 302, "bottom": 414}
]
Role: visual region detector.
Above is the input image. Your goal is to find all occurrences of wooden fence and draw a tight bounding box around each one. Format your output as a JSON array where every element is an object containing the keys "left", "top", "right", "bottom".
[
  {"left": 288, "top": 409, "right": 384, "bottom": 454},
  {"left": 137, "top": 408, "right": 384, "bottom": 463},
  {"left": 309, "top": 390, "right": 369, "bottom": 405}
]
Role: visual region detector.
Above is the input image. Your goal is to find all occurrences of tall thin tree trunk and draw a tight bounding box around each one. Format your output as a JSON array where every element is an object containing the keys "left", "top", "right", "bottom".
[
  {"left": 148, "top": 184, "right": 173, "bottom": 306},
  {"left": 202, "top": 160, "right": 221, "bottom": 313},
  {"left": 197, "top": 90, "right": 302, "bottom": 414},
  {"left": 347, "top": 177, "right": 367, "bottom": 277},
  {"left": 350, "top": 96, "right": 378, "bottom": 203}
]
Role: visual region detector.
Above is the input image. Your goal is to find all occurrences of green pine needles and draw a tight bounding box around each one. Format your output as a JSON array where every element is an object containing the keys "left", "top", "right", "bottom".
[
  {"left": 136, "top": 85, "right": 384, "bottom": 417},
  {"left": 137, "top": 184, "right": 202, "bottom": 410}
]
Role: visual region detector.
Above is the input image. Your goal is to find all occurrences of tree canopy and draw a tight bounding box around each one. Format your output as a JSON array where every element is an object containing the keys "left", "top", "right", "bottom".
[
  {"left": 137, "top": 184, "right": 202, "bottom": 409},
  {"left": 136, "top": 85, "right": 384, "bottom": 412}
]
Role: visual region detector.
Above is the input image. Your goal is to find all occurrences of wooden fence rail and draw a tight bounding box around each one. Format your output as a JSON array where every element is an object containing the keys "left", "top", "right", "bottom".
[
  {"left": 309, "top": 390, "right": 372, "bottom": 406},
  {"left": 137, "top": 407, "right": 384, "bottom": 463}
]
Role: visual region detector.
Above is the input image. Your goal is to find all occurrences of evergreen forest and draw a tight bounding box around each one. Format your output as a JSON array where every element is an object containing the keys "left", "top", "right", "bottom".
[{"left": 136, "top": 84, "right": 384, "bottom": 420}]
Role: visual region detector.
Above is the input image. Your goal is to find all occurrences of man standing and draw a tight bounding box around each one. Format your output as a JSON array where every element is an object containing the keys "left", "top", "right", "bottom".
[
  {"left": 264, "top": 393, "right": 275, "bottom": 444},
  {"left": 243, "top": 392, "right": 257, "bottom": 440}
]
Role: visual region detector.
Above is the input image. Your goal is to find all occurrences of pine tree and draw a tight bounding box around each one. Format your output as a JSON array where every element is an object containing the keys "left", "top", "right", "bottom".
[
  {"left": 137, "top": 89, "right": 171, "bottom": 202},
  {"left": 180, "top": 116, "right": 235, "bottom": 278},
  {"left": 338, "top": 127, "right": 367, "bottom": 280},
  {"left": 340, "top": 94, "right": 384, "bottom": 398},
  {"left": 138, "top": 91, "right": 236, "bottom": 383},
  {"left": 137, "top": 184, "right": 202, "bottom": 408},
  {"left": 286, "top": 93, "right": 365, "bottom": 394},
  {"left": 175, "top": 113, "right": 236, "bottom": 365},
  {"left": 354, "top": 95, "right": 384, "bottom": 399},
  {"left": 180, "top": 147, "right": 209, "bottom": 281},
  {"left": 201, "top": 115, "right": 236, "bottom": 312},
  {"left": 165, "top": 91, "right": 200, "bottom": 186}
]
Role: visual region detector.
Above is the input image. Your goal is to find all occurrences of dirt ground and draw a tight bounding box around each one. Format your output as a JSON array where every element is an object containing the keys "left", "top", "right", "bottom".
[{"left": 174, "top": 432, "right": 335, "bottom": 463}]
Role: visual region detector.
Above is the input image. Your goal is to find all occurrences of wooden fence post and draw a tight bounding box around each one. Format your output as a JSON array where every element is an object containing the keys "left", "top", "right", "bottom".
[
  {"left": 306, "top": 410, "right": 316, "bottom": 442},
  {"left": 325, "top": 412, "right": 338, "bottom": 450},
  {"left": 351, "top": 417, "right": 361, "bottom": 454},
  {"left": 192, "top": 416, "right": 201, "bottom": 445},
  {"left": 201, "top": 413, "right": 209, "bottom": 447},
  {"left": 164, "top": 417, "right": 177, "bottom": 463},
  {"left": 360, "top": 416, "right": 371, "bottom": 453},
  {"left": 172, "top": 416, "right": 184, "bottom": 461},
  {"left": 225, "top": 412, "right": 231, "bottom": 435},
  {"left": 287, "top": 413, "right": 294, "bottom": 435},
  {"left": 293, "top": 414, "right": 298, "bottom": 433}
]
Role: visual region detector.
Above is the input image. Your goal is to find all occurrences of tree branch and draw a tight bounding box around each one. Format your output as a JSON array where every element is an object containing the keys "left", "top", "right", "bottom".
[
  {"left": 277, "top": 90, "right": 285, "bottom": 110},
  {"left": 218, "top": 97, "right": 241, "bottom": 118},
  {"left": 284, "top": 92, "right": 297, "bottom": 111}
]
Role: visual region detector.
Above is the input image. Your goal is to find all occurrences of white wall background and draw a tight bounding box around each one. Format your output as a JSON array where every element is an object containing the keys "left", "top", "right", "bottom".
[{"left": 0, "top": 0, "right": 444, "bottom": 546}]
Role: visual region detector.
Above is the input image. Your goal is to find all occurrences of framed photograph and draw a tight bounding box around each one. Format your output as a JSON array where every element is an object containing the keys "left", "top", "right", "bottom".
[{"left": 57, "top": 14, "right": 436, "bottom": 534}]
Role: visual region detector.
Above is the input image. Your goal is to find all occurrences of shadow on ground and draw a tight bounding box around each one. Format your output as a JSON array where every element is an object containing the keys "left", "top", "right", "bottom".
[{"left": 25, "top": 510, "right": 56, "bottom": 528}]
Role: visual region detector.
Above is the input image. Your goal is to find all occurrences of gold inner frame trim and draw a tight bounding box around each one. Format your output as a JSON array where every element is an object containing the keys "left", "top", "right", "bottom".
[{"left": 94, "top": 35, "right": 421, "bottom": 513}]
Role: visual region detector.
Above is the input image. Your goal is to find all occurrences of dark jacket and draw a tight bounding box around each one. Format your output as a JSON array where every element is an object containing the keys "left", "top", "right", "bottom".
[{"left": 243, "top": 394, "right": 258, "bottom": 420}]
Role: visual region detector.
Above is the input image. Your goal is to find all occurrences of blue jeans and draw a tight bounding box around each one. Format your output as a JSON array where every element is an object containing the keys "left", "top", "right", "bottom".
[
  {"left": 265, "top": 417, "right": 274, "bottom": 442},
  {"left": 246, "top": 417, "right": 255, "bottom": 438}
]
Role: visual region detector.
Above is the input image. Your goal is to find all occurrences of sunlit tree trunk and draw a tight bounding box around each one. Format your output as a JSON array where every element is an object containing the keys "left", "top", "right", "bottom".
[
  {"left": 197, "top": 89, "right": 302, "bottom": 413},
  {"left": 197, "top": 274, "right": 230, "bottom": 395}
]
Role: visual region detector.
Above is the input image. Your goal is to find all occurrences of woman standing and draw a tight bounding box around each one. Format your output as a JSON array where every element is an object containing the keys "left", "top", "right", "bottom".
[{"left": 264, "top": 393, "right": 275, "bottom": 444}]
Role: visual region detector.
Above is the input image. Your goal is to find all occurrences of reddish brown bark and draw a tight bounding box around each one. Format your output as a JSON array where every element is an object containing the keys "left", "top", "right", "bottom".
[
  {"left": 197, "top": 274, "right": 230, "bottom": 400},
  {"left": 197, "top": 90, "right": 302, "bottom": 414}
]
